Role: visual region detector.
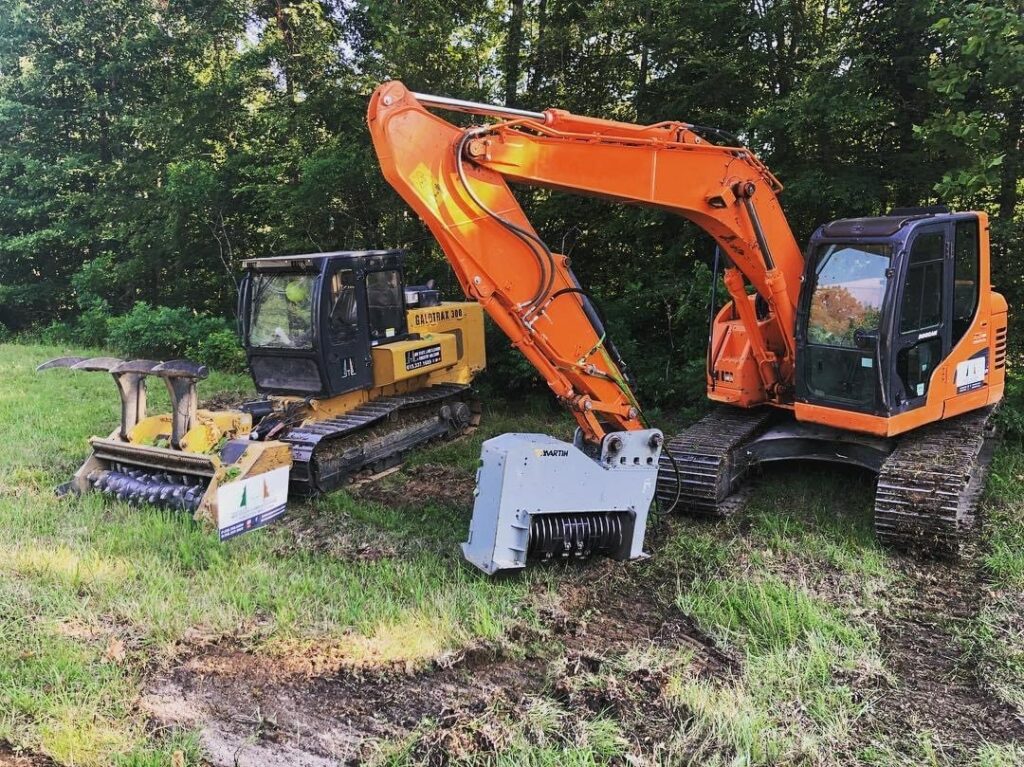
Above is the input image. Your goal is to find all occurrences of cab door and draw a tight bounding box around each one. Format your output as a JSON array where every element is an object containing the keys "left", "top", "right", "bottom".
[
  {"left": 890, "top": 223, "right": 950, "bottom": 411},
  {"left": 320, "top": 261, "right": 373, "bottom": 395}
]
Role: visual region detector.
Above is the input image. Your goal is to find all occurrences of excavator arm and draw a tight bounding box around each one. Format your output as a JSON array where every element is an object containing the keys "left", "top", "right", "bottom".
[{"left": 368, "top": 81, "right": 804, "bottom": 444}]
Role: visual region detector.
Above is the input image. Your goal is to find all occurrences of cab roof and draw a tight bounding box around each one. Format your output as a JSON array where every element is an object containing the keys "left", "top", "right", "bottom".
[
  {"left": 241, "top": 249, "right": 404, "bottom": 270},
  {"left": 820, "top": 206, "right": 965, "bottom": 239}
]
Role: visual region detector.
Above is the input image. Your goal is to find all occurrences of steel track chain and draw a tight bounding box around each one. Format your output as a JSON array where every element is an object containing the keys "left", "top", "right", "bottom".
[
  {"left": 656, "top": 406, "right": 775, "bottom": 515},
  {"left": 874, "top": 405, "right": 998, "bottom": 555},
  {"left": 282, "top": 383, "right": 477, "bottom": 495}
]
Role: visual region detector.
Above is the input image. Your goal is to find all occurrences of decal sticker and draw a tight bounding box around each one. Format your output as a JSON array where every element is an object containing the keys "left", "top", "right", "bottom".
[
  {"left": 340, "top": 357, "right": 356, "bottom": 378},
  {"left": 860, "top": 357, "right": 873, "bottom": 368},
  {"left": 414, "top": 308, "right": 464, "bottom": 327},
  {"left": 918, "top": 329, "right": 938, "bottom": 340},
  {"left": 405, "top": 343, "right": 442, "bottom": 371},
  {"left": 217, "top": 466, "right": 289, "bottom": 541},
  {"left": 534, "top": 448, "right": 569, "bottom": 458},
  {"left": 955, "top": 351, "right": 988, "bottom": 394}
]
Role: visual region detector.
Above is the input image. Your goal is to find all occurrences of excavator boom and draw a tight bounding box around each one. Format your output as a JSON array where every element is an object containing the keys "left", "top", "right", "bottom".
[{"left": 368, "top": 81, "right": 804, "bottom": 442}]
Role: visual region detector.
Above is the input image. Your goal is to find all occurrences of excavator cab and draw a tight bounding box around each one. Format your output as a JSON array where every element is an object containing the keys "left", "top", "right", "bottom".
[
  {"left": 240, "top": 250, "right": 414, "bottom": 398},
  {"left": 795, "top": 209, "right": 1004, "bottom": 425}
]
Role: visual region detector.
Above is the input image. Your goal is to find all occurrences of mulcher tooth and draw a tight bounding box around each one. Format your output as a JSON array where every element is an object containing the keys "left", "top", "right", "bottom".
[
  {"left": 152, "top": 360, "right": 209, "bottom": 450},
  {"left": 35, "top": 356, "right": 88, "bottom": 372}
]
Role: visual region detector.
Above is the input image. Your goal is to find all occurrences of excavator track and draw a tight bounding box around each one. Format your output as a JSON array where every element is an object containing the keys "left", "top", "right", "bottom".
[
  {"left": 283, "top": 383, "right": 480, "bottom": 495},
  {"left": 656, "top": 406, "right": 775, "bottom": 515},
  {"left": 874, "top": 405, "right": 998, "bottom": 555}
]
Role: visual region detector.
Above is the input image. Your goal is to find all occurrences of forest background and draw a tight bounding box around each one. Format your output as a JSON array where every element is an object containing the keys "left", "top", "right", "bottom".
[{"left": 0, "top": 0, "right": 1021, "bottom": 412}]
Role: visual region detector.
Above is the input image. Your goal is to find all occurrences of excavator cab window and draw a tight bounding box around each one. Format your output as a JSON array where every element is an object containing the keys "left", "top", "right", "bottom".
[
  {"left": 802, "top": 243, "right": 890, "bottom": 410},
  {"left": 892, "top": 224, "right": 947, "bottom": 406},
  {"left": 807, "top": 244, "right": 889, "bottom": 347},
  {"left": 952, "top": 219, "right": 980, "bottom": 345}
]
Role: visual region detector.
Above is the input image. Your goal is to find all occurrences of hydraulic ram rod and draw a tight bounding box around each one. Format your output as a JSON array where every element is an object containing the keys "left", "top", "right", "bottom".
[{"left": 410, "top": 91, "right": 546, "bottom": 122}]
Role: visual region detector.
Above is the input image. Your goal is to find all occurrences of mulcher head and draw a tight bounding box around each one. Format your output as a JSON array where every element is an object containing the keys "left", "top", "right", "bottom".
[
  {"left": 461, "top": 429, "right": 663, "bottom": 575},
  {"left": 39, "top": 356, "right": 292, "bottom": 529}
]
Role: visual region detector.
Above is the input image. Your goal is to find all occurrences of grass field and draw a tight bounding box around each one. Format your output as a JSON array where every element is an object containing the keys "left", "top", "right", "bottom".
[{"left": 0, "top": 341, "right": 1022, "bottom": 766}]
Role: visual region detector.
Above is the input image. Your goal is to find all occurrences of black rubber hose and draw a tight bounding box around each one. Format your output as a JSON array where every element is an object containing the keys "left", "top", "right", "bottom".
[
  {"left": 547, "top": 286, "right": 635, "bottom": 390},
  {"left": 707, "top": 245, "right": 721, "bottom": 391},
  {"left": 455, "top": 128, "right": 557, "bottom": 312}
]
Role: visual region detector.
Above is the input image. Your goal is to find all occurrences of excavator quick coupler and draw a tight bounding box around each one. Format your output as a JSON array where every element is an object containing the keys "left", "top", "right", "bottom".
[
  {"left": 38, "top": 356, "right": 292, "bottom": 536},
  {"left": 462, "top": 429, "right": 663, "bottom": 575}
]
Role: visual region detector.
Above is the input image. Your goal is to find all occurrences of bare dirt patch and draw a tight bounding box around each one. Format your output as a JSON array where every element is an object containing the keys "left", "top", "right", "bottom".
[
  {"left": 352, "top": 463, "right": 476, "bottom": 513},
  {"left": 862, "top": 555, "right": 1024, "bottom": 759},
  {"left": 141, "top": 642, "right": 548, "bottom": 767},
  {"left": 140, "top": 555, "right": 737, "bottom": 766},
  {"left": 0, "top": 742, "right": 57, "bottom": 767}
]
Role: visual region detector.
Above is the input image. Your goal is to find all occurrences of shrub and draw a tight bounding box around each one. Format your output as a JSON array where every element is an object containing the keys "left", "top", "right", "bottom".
[
  {"left": 186, "top": 328, "right": 247, "bottom": 372},
  {"left": 106, "top": 302, "right": 244, "bottom": 371},
  {"left": 37, "top": 321, "right": 74, "bottom": 346},
  {"left": 70, "top": 300, "right": 112, "bottom": 347}
]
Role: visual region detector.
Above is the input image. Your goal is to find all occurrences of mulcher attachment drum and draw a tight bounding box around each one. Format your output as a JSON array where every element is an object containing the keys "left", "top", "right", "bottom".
[
  {"left": 462, "top": 429, "right": 663, "bottom": 575},
  {"left": 37, "top": 355, "right": 292, "bottom": 527}
]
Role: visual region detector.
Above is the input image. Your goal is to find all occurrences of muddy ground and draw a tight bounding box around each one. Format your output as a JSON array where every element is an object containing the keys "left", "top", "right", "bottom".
[
  {"left": 138, "top": 558, "right": 738, "bottom": 766},
  {"left": 0, "top": 742, "right": 57, "bottom": 767},
  {"left": 130, "top": 464, "right": 1024, "bottom": 766}
]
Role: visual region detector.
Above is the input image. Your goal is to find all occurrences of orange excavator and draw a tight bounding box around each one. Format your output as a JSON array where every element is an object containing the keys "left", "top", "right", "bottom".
[{"left": 368, "top": 81, "right": 1007, "bottom": 572}]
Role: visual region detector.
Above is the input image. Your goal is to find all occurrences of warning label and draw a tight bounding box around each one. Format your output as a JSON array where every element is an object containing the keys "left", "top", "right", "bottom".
[
  {"left": 405, "top": 344, "right": 442, "bottom": 371},
  {"left": 216, "top": 465, "right": 289, "bottom": 541}
]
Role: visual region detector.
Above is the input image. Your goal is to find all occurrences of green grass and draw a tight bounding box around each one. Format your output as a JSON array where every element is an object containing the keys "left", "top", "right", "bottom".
[
  {"left": 957, "top": 449, "right": 1024, "bottom": 712},
  {"left": 0, "top": 342, "right": 544, "bottom": 763},
  {"left": 1, "top": 341, "right": 1022, "bottom": 766}
]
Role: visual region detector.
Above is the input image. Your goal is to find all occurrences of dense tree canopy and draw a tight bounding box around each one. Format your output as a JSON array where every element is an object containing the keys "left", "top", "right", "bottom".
[{"left": 0, "top": 0, "right": 1020, "bottom": 405}]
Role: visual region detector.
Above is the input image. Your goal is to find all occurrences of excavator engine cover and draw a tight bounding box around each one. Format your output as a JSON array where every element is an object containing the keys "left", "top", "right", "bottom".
[{"left": 462, "top": 429, "right": 663, "bottom": 575}]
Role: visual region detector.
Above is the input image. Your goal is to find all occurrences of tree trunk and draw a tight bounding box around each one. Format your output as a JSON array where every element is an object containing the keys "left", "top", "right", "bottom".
[
  {"left": 527, "top": 0, "right": 547, "bottom": 95},
  {"left": 635, "top": 5, "right": 652, "bottom": 114},
  {"left": 504, "top": 0, "right": 525, "bottom": 106},
  {"left": 998, "top": 95, "right": 1023, "bottom": 222}
]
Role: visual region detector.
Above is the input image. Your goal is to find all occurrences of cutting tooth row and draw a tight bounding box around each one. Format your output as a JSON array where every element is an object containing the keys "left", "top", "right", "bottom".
[
  {"left": 87, "top": 466, "right": 205, "bottom": 512},
  {"left": 527, "top": 512, "right": 626, "bottom": 561}
]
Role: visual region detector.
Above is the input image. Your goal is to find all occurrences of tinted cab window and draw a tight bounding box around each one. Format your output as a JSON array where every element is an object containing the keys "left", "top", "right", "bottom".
[
  {"left": 366, "top": 270, "right": 405, "bottom": 344},
  {"left": 894, "top": 227, "right": 946, "bottom": 404},
  {"left": 802, "top": 243, "right": 890, "bottom": 411}
]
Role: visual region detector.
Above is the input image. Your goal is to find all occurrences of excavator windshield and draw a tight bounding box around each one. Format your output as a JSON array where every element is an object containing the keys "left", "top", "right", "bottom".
[
  {"left": 248, "top": 273, "right": 315, "bottom": 349},
  {"left": 807, "top": 244, "right": 891, "bottom": 348},
  {"left": 802, "top": 242, "right": 891, "bottom": 411}
]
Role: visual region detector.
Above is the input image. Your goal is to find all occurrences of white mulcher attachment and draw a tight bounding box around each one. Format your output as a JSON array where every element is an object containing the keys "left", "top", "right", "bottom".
[
  {"left": 462, "top": 428, "right": 663, "bottom": 575},
  {"left": 38, "top": 356, "right": 291, "bottom": 534}
]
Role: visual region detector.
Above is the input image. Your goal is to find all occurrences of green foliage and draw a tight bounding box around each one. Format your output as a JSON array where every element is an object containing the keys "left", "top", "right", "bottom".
[
  {"left": 105, "top": 302, "right": 245, "bottom": 371},
  {"left": 0, "top": 0, "right": 1021, "bottom": 412},
  {"left": 187, "top": 327, "right": 247, "bottom": 372}
]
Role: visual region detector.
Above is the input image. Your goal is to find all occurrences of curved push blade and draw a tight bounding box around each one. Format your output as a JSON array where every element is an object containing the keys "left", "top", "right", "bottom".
[
  {"left": 152, "top": 359, "right": 209, "bottom": 380},
  {"left": 111, "top": 359, "right": 161, "bottom": 375},
  {"left": 36, "top": 356, "right": 87, "bottom": 372},
  {"left": 70, "top": 357, "right": 125, "bottom": 372}
]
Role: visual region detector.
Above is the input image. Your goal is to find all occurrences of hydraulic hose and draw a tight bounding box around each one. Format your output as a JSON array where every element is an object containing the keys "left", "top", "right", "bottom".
[{"left": 454, "top": 126, "right": 557, "bottom": 313}]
